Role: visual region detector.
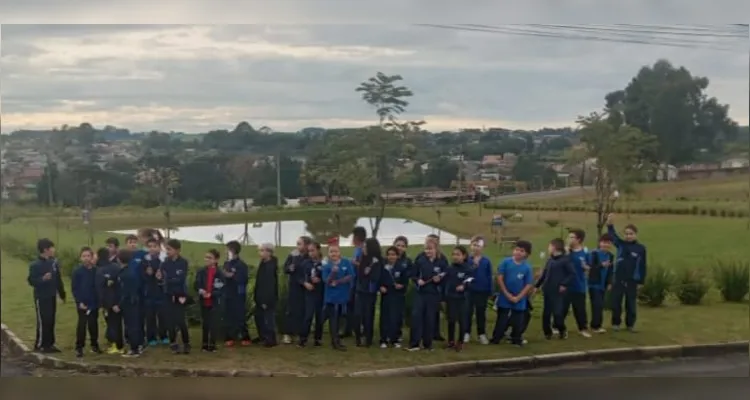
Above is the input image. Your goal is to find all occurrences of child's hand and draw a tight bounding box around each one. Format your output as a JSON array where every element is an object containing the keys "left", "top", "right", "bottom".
[
  {"left": 303, "top": 282, "right": 314, "bottom": 291},
  {"left": 112, "top": 305, "right": 120, "bottom": 313},
  {"left": 364, "top": 267, "right": 371, "bottom": 275},
  {"left": 417, "top": 279, "right": 426, "bottom": 287},
  {"left": 78, "top": 303, "right": 87, "bottom": 310},
  {"left": 379, "top": 286, "right": 387, "bottom": 294},
  {"left": 146, "top": 267, "right": 154, "bottom": 276},
  {"left": 602, "top": 260, "right": 611, "bottom": 267},
  {"left": 198, "top": 289, "right": 206, "bottom": 297},
  {"left": 432, "top": 275, "right": 440, "bottom": 283},
  {"left": 456, "top": 285, "right": 464, "bottom": 292},
  {"left": 394, "top": 283, "right": 404, "bottom": 290},
  {"left": 606, "top": 284, "right": 612, "bottom": 291},
  {"left": 178, "top": 296, "right": 186, "bottom": 304},
  {"left": 204, "top": 292, "right": 211, "bottom": 299},
  {"left": 42, "top": 272, "right": 52, "bottom": 281},
  {"left": 155, "top": 269, "right": 162, "bottom": 280},
  {"left": 311, "top": 276, "right": 321, "bottom": 283},
  {"left": 559, "top": 286, "right": 567, "bottom": 293}
]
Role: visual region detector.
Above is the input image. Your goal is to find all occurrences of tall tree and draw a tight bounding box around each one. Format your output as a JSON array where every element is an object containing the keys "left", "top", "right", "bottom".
[
  {"left": 356, "top": 72, "right": 414, "bottom": 128},
  {"left": 226, "top": 154, "right": 260, "bottom": 211}
]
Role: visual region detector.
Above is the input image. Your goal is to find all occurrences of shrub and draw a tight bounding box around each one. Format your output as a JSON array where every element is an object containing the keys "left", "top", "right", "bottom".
[
  {"left": 713, "top": 260, "right": 750, "bottom": 302},
  {"left": 675, "top": 269, "right": 710, "bottom": 305},
  {"left": 544, "top": 219, "right": 559, "bottom": 228},
  {"left": 637, "top": 265, "right": 673, "bottom": 307},
  {"left": 457, "top": 210, "right": 469, "bottom": 217}
]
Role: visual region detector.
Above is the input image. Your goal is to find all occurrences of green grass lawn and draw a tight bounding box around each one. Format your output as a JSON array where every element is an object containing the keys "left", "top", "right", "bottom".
[{"left": 1, "top": 206, "right": 749, "bottom": 374}]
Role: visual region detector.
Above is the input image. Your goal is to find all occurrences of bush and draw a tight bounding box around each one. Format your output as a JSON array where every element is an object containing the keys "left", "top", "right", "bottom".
[
  {"left": 675, "top": 269, "right": 710, "bottom": 305},
  {"left": 544, "top": 219, "right": 559, "bottom": 228},
  {"left": 637, "top": 265, "right": 673, "bottom": 307},
  {"left": 713, "top": 260, "right": 750, "bottom": 302}
]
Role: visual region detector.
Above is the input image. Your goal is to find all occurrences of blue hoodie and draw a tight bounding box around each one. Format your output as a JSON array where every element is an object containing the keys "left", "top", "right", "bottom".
[
  {"left": 468, "top": 255, "right": 493, "bottom": 293},
  {"left": 71, "top": 264, "right": 98, "bottom": 310}
]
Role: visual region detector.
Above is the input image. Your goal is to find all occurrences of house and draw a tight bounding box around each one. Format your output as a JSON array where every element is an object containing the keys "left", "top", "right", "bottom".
[
  {"left": 655, "top": 164, "right": 679, "bottom": 181},
  {"left": 721, "top": 157, "right": 749, "bottom": 169}
]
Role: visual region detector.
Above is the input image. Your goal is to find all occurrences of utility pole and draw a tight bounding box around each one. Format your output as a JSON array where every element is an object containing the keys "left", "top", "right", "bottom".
[
  {"left": 456, "top": 145, "right": 464, "bottom": 211},
  {"left": 46, "top": 153, "right": 54, "bottom": 206},
  {"left": 276, "top": 152, "right": 282, "bottom": 245}
]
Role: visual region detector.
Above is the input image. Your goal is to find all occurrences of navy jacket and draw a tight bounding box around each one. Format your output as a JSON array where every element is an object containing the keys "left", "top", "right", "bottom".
[
  {"left": 96, "top": 262, "right": 121, "bottom": 309},
  {"left": 71, "top": 265, "right": 98, "bottom": 309},
  {"left": 355, "top": 256, "right": 383, "bottom": 294},
  {"left": 468, "top": 255, "right": 493, "bottom": 293},
  {"left": 535, "top": 254, "right": 576, "bottom": 294},
  {"left": 223, "top": 257, "right": 250, "bottom": 298},
  {"left": 27, "top": 256, "right": 66, "bottom": 300},
  {"left": 161, "top": 256, "right": 189, "bottom": 296},
  {"left": 254, "top": 257, "right": 279, "bottom": 308},
  {"left": 413, "top": 254, "right": 447, "bottom": 296},
  {"left": 117, "top": 265, "right": 141, "bottom": 306},
  {"left": 444, "top": 262, "right": 473, "bottom": 299},
  {"left": 283, "top": 252, "right": 308, "bottom": 294},
  {"left": 302, "top": 258, "right": 325, "bottom": 299},
  {"left": 380, "top": 261, "right": 410, "bottom": 295},
  {"left": 587, "top": 250, "right": 614, "bottom": 291},
  {"left": 194, "top": 266, "right": 226, "bottom": 306},
  {"left": 608, "top": 224, "right": 648, "bottom": 284},
  {"left": 140, "top": 254, "right": 165, "bottom": 306}
]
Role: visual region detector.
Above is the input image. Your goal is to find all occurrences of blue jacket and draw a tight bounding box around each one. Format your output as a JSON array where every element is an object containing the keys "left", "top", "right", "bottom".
[
  {"left": 587, "top": 250, "right": 614, "bottom": 291},
  {"left": 127, "top": 249, "right": 147, "bottom": 292},
  {"left": 608, "top": 224, "right": 648, "bottom": 284},
  {"left": 161, "top": 256, "right": 189, "bottom": 296},
  {"left": 322, "top": 258, "right": 355, "bottom": 305},
  {"left": 302, "top": 258, "right": 325, "bottom": 299},
  {"left": 71, "top": 265, "right": 98, "bottom": 309},
  {"left": 223, "top": 257, "right": 250, "bottom": 297},
  {"left": 140, "top": 253, "right": 165, "bottom": 305},
  {"left": 117, "top": 265, "right": 141, "bottom": 306},
  {"left": 27, "top": 256, "right": 66, "bottom": 300},
  {"left": 468, "top": 255, "right": 493, "bottom": 293},
  {"left": 444, "top": 262, "right": 473, "bottom": 299},
  {"left": 380, "top": 260, "right": 410, "bottom": 295},
  {"left": 96, "top": 262, "right": 121, "bottom": 309}
]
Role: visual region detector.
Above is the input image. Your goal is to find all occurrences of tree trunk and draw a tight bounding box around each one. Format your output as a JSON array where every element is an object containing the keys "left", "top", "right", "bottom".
[
  {"left": 242, "top": 197, "right": 248, "bottom": 212},
  {"left": 370, "top": 197, "right": 387, "bottom": 238}
]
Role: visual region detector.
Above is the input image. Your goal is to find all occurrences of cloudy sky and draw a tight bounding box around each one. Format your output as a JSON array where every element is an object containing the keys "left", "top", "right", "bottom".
[{"left": 1, "top": 2, "right": 748, "bottom": 133}]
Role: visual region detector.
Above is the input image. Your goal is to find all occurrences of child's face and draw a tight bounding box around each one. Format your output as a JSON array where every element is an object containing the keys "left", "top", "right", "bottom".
[
  {"left": 328, "top": 246, "right": 341, "bottom": 261},
  {"left": 107, "top": 244, "right": 118, "bottom": 256},
  {"left": 394, "top": 240, "right": 407, "bottom": 255},
  {"left": 599, "top": 240, "right": 612, "bottom": 251},
  {"left": 308, "top": 244, "right": 319, "bottom": 259},
  {"left": 566, "top": 233, "right": 580, "bottom": 247},
  {"left": 259, "top": 247, "right": 271, "bottom": 259},
  {"left": 126, "top": 239, "right": 138, "bottom": 250},
  {"left": 44, "top": 246, "right": 56, "bottom": 258},
  {"left": 147, "top": 241, "right": 160, "bottom": 254},
  {"left": 425, "top": 245, "right": 437, "bottom": 258},
  {"left": 204, "top": 253, "right": 217, "bottom": 266},
  {"left": 624, "top": 228, "right": 637, "bottom": 242},
  {"left": 451, "top": 249, "right": 465, "bottom": 264},
  {"left": 547, "top": 243, "right": 556, "bottom": 255},
  {"left": 80, "top": 251, "right": 93, "bottom": 265},
  {"left": 166, "top": 245, "right": 178, "bottom": 258},
  {"left": 296, "top": 238, "right": 306, "bottom": 252},
  {"left": 386, "top": 250, "right": 399, "bottom": 265},
  {"left": 512, "top": 247, "right": 528, "bottom": 260},
  {"left": 470, "top": 240, "right": 483, "bottom": 255}
]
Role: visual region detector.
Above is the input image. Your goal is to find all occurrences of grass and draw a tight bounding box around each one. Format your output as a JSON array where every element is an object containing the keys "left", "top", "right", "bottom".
[{"left": 1, "top": 206, "right": 749, "bottom": 374}]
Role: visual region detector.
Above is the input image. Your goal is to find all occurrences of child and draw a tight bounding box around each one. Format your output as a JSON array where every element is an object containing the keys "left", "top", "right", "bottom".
[
  {"left": 96, "top": 247, "right": 123, "bottom": 354},
  {"left": 444, "top": 245, "right": 472, "bottom": 351},
  {"left": 223, "top": 240, "right": 250, "bottom": 346},
  {"left": 606, "top": 213, "right": 647, "bottom": 332},
  {"left": 71, "top": 246, "right": 101, "bottom": 358},
  {"left": 162, "top": 239, "right": 191, "bottom": 354},
  {"left": 116, "top": 249, "right": 143, "bottom": 358},
  {"left": 27, "top": 238, "right": 66, "bottom": 354},
  {"left": 588, "top": 234, "right": 614, "bottom": 333},
  {"left": 282, "top": 236, "right": 312, "bottom": 345},
  {"left": 414, "top": 234, "right": 448, "bottom": 343},
  {"left": 105, "top": 237, "right": 120, "bottom": 263},
  {"left": 565, "top": 229, "right": 591, "bottom": 338},
  {"left": 322, "top": 243, "right": 355, "bottom": 351},
  {"left": 194, "top": 249, "right": 225, "bottom": 352},
  {"left": 123, "top": 233, "right": 145, "bottom": 348},
  {"left": 465, "top": 235, "right": 492, "bottom": 345},
  {"left": 343, "top": 226, "right": 367, "bottom": 338},
  {"left": 379, "top": 246, "right": 409, "bottom": 348},
  {"left": 142, "top": 238, "right": 168, "bottom": 346},
  {"left": 353, "top": 238, "right": 383, "bottom": 347},
  {"left": 535, "top": 238, "right": 575, "bottom": 339},
  {"left": 408, "top": 241, "right": 445, "bottom": 351},
  {"left": 254, "top": 243, "right": 279, "bottom": 347},
  {"left": 490, "top": 240, "right": 534, "bottom": 346},
  {"left": 392, "top": 236, "right": 411, "bottom": 344},
  {"left": 299, "top": 242, "right": 325, "bottom": 347}
]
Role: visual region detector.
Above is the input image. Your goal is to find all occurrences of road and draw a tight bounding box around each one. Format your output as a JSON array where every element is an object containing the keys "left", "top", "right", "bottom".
[{"left": 488, "top": 186, "right": 591, "bottom": 202}]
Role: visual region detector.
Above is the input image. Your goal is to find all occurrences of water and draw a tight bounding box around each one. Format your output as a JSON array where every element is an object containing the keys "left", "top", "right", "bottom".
[{"left": 110, "top": 217, "right": 470, "bottom": 247}]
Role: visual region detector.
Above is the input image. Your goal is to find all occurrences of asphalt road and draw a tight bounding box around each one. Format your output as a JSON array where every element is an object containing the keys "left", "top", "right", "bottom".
[{"left": 489, "top": 186, "right": 591, "bottom": 202}]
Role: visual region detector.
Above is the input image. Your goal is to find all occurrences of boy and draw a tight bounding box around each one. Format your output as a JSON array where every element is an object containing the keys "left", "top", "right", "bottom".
[
  {"left": 465, "top": 235, "right": 492, "bottom": 345},
  {"left": 105, "top": 237, "right": 120, "bottom": 263},
  {"left": 564, "top": 229, "right": 591, "bottom": 338},
  {"left": 408, "top": 241, "right": 445, "bottom": 351},
  {"left": 96, "top": 247, "right": 124, "bottom": 354},
  {"left": 223, "top": 240, "right": 251, "bottom": 346},
  {"left": 392, "top": 236, "right": 411, "bottom": 344},
  {"left": 606, "top": 213, "right": 647, "bottom": 332},
  {"left": 194, "top": 249, "right": 226, "bottom": 352},
  {"left": 71, "top": 247, "right": 101, "bottom": 358},
  {"left": 490, "top": 240, "right": 533, "bottom": 346},
  {"left": 444, "top": 245, "right": 472, "bottom": 351},
  {"left": 299, "top": 242, "right": 325, "bottom": 347},
  {"left": 535, "top": 238, "right": 575, "bottom": 339},
  {"left": 162, "top": 239, "right": 191, "bottom": 354},
  {"left": 342, "top": 226, "right": 367, "bottom": 338},
  {"left": 322, "top": 244, "right": 355, "bottom": 351},
  {"left": 123, "top": 234, "right": 145, "bottom": 348},
  {"left": 142, "top": 238, "right": 168, "bottom": 346},
  {"left": 588, "top": 234, "right": 614, "bottom": 333},
  {"left": 282, "top": 236, "right": 311, "bottom": 345},
  {"left": 27, "top": 238, "right": 66, "bottom": 353},
  {"left": 379, "top": 245, "right": 409, "bottom": 348},
  {"left": 254, "top": 243, "right": 279, "bottom": 347},
  {"left": 116, "top": 249, "right": 143, "bottom": 358}
]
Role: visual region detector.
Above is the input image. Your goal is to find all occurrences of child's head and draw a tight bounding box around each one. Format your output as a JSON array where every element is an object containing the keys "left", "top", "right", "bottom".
[
  {"left": 297, "top": 236, "right": 312, "bottom": 253},
  {"left": 424, "top": 241, "right": 437, "bottom": 258},
  {"left": 96, "top": 247, "right": 110, "bottom": 265},
  {"left": 363, "top": 238, "right": 382, "bottom": 259},
  {"left": 105, "top": 237, "right": 119, "bottom": 256},
  {"left": 470, "top": 235, "right": 485, "bottom": 255},
  {"left": 512, "top": 240, "right": 532, "bottom": 261},
  {"left": 567, "top": 229, "right": 585, "bottom": 248},
  {"left": 548, "top": 238, "right": 566, "bottom": 256},
  {"left": 37, "top": 238, "right": 56, "bottom": 258},
  {"left": 137, "top": 227, "right": 153, "bottom": 244},
  {"left": 80, "top": 246, "right": 94, "bottom": 266},
  {"left": 308, "top": 241, "right": 322, "bottom": 260},
  {"left": 258, "top": 243, "right": 274, "bottom": 260},
  {"left": 226, "top": 240, "right": 241, "bottom": 259},
  {"left": 386, "top": 246, "right": 400, "bottom": 265},
  {"left": 598, "top": 233, "right": 614, "bottom": 251},
  {"left": 125, "top": 234, "right": 139, "bottom": 250},
  {"left": 165, "top": 239, "right": 181, "bottom": 258},
  {"left": 117, "top": 249, "right": 133, "bottom": 266},
  {"left": 205, "top": 249, "right": 220, "bottom": 266},
  {"left": 146, "top": 238, "right": 160, "bottom": 255},
  {"left": 425, "top": 234, "right": 440, "bottom": 247},
  {"left": 623, "top": 224, "right": 638, "bottom": 242},
  {"left": 352, "top": 226, "right": 367, "bottom": 246},
  {"left": 327, "top": 244, "right": 341, "bottom": 261},
  {"left": 393, "top": 236, "right": 408, "bottom": 255},
  {"left": 451, "top": 245, "right": 468, "bottom": 264}
]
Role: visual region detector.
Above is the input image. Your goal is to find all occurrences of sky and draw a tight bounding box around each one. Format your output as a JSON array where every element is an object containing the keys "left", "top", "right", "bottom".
[{"left": 1, "top": 2, "right": 748, "bottom": 134}]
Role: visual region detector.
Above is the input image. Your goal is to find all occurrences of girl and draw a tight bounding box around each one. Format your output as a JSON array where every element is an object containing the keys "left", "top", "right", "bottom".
[
  {"left": 299, "top": 242, "right": 325, "bottom": 347},
  {"left": 71, "top": 247, "right": 101, "bottom": 358},
  {"left": 465, "top": 235, "right": 492, "bottom": 345},
  {"left": 353, "top": 238, "right": 383, "bottom": 347},
  {"left": 444, "top": 245, "right": 472, "bottom": 351},
  {"left": 322, "top": 244, "right": 355, "bottom": 351},
  {"left": 534, "top": 238, "right": 575, "bottom": 339},
  {"left": 407, "top": 241, "right": 445, "bottom": 351},
  {"left": 392, "top": 236, "right": 412, "bottom": 344},
  {"left": 95, "top": 247, "right": 124, "bottom": 354},
  {"left": 378, "top": 246, "right": 409, "bottom": 348},
  {"left": 194, "top": 249, "right": 226, "bottom": 352},
  {"left": 282, "top": 236, "right": 312, "bottom": 345}
]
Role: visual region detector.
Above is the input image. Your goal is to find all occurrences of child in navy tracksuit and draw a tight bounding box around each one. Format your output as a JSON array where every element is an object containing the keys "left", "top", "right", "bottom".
[
  {"left": 408, "top": 241, "right": 445, "bottom": 351},
  {"left": 282, "top": 237, "right": 311, "bottom": 345},
  {"left": 141, "top": 238, "right": 168, "bottom": 346},
  {"left": 116, "top": 249, "right": 144, "bottom": 357},
  {"left": 444, "top": 246, "right": 472, "bottom": 351},
  {"left": 28, "top": 238, "right": 66, "bottom": 354},
  {"left": 223, "top": 240, "right": 250, "bottom": 346},
  {"left": 353, "top": 238, "right": 383, "bottom": 347},
  {"left": 161, "top": 239, "right": 191, "bottom": 354},
  {"left": 607, "top": 214, "right": 647, "bottom": 332},
  {"left": 392, "top": 236, "right": 412, "bottom": 344},
  {"left": 254, "top": 244, "right": 279, "bottom": 347},
  {"left": 466, "top": 236, "right": 493, "bottom": 344},
  {"left": 194, "top": 249, "right": 226, "bottom": 352},
  {"left": 299, "top": 242, "right": 325, "bottom": 347},
  {"left": 71, "top": 247, "right": 101, "bottom": 357},
  {"left": 535, "top": 238, "right": 576, "bottom": 339},
  {"left": 588, "top": 234, "right": 614, "bottom": 333},
  {"left": 379, "top": 246, "right": 409, "bottom": 348},
  {"left": 96, "top": 247, "right": 123, "bottom": 354}
]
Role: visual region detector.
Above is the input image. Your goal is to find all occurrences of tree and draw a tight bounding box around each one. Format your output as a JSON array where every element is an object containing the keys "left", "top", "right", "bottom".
[
  {"left": 423, "top": 157, "right": 459, "bottom": 189},
  {"left": 226, "top": 154, "right": 260, "bottom": 211},
  {"left": 575, "top": 112, "right": 657, "bottom": 234},
  {"left": 356, "top": 72, "right": 414, "bottom": 128}
]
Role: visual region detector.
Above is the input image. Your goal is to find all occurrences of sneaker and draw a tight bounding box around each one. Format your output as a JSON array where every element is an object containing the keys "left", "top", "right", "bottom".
[
  {"left": 314, "top": 340, "right": 322, "bottom": 347},
  {"left": 182, "top": 344, "right": 191, "bottom": 354},
  {"left": 161, "top": 338, "right": 170, "bottom": 345},
  {"left": 463, "top": 333, "right": 471, "bottom": 343},
  {"left": 148, "top": 340, "right": 159, "bottom": 347},
  {"left": 580, "top": 331, "right": 592, "bottom": 338},
  {"left": 297, "top": 341, "right": 307, "bottom": 348},
  {"left": 75, "top": 348, "right": 84, "bottom": 358},
  {"left": 612, "top": 325, "right": 621, "bottom": 332},
  {"left": 137, "top": 345, "right": 144, "bottom": 353},
  {"left": 201, "top": 345, "right": 210, "bottom": 352},
  {"left": 551, "top": 328, "right": 560, "bottom": 335},
  {"left": 333, "top": 343, "right": 347, "bottom": 351},
  {"left": 107, "top": 344, "right": 121, "bottom": 355},
  {"left": 380, "top": 343, "right": 388, "bottom": 349},
  {"left": 406, "top": 346, "right": 421, "bottom": 352},
  {"left": 446, "top": 341, "right": 456, "bottom": 349},
  {"left": 393, "top": 342, "right": 402, "bottom": 349},
  {"left": 122, "top": 350, "right": 140, "bottom": 358},
  {"left": 41, "top": 346, "right": 61, "bottom": 354},
  {"left": 91, "top": 345, "right": 102, "bottom": 354},
  {"left": 170, "top": 343, "right": 181, "bottom": 354},
  {"left": 241, "top": 340, "right": 252, "bottom": 346},
  {"left": 559, "top": 331, "right": 568, "bottom": 340},
  {"left": 224, "top": 340, "right": 235, "bottom": 348},
  {"left": 207, "top": 345, "right": 217, "bottom": 353},
  {"left": 627, "top": 327, "right": 637, "bottom": 333},
  {"left": 594, "top": 328, "right": 607, "bottom": 334},
  {"left": 282, "top": 335, "right": 292, "bottom": 344},
  {"left": 478, "top": 334, "right": 490, "bottom": 345}
]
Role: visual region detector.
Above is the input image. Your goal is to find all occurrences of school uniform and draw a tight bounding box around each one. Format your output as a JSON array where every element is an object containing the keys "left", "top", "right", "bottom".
[
  {"left": 283, "top": 251, "right": 308, "bottom": 339},
  {"left": 587, "top": 250, "right": 614, "bottom": 330},
  {"left": 466, "top": 255, "right": 493, "bottom": 338},
  {"left": 194, "top": 265, "right": 226, "bottom": 351},
  {"left": 300, "top": 258, "right": 325, "bottom": 345},
  {"left": 254, "top": 257, "right": 279, "bottom": 345},
  {"left": 117, "top": 262, "right": 143, "bottom": 355},
  {"left": 161, "top": 256, "right": 190, "bottom": 351},
  {"left": 535, "top": 254, "right": 575, "bottom": 337},
  {"left": 444, "top": 262, "right": 472, "bottom": 345},
  {"left": 223, "top": 256, "right": 250, "bottom": 342},
  {"left": 141, "top": 254, "right": 168, "bottom": 344},
  {"left": 97, "top": 261, "right": 123, "bottom": 350},
  {"left": 322, "top": 258, "right": 355, "bottom": 349},
  {"left": 342, "top": 246, "right": 363, "bottom": 337},
  {"left": 562, "top": 249, "right": 589, "bottom": 331},
  {"left": 491, "top": 257, "right": 533, "bottom": 345},
  {"left": 27, "top": 256, "right": 66, "bottom": 352},
  {"left": 394, "top": 255, "right": 412, "bottom": 342},
  {"left": 71, "top": 264, "right": 99, "bottom": 353},
  {"left": 125, "top": 249, "right": 146, "bottom": 346},
  {"left": 607, "top": 224, "right": 647, "bottom": 330},
  {"left": 414, "top": 251, "right": 448, "bottom": 342},
  {"left": 409, "top": 255, "right": 445, "bottom": 350},
  {"left": 353, "top": 256, "right": 382, "bottom": 346},
  {"left": 379, "top": 260, "right": 409, "bottom": 346}
]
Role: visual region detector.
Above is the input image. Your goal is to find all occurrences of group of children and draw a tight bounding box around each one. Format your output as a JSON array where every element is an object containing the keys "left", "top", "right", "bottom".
[{"left": 27, "top": 213, "right": 647, "bottom": 357}]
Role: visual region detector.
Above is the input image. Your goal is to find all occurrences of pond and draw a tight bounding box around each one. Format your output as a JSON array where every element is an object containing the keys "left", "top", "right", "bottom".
[{"left": 110, "top": 217, "right": 470, "bottom": 247}]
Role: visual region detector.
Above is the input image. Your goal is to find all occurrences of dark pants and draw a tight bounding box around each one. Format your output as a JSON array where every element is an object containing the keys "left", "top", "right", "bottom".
[
  {"left": 542, "top": 291, "right": 566, "bottom": 336},
  {"left": 145, "top": 303, "right": 168, "bottom": 342},
  {"left": 34, "top": 297, "right": 57, "bottom": 350},
  {"left": 325, "top": 303, "right": 346, "bottom": 345},
  {"left": 611, "top": 281, "right": 638, "bottom": 328},
  {"left": 446, "top": 297, "right": 468, "bottom": 343},
  {"left": 562, "top": 291, "right": 588, "bottom": 330},
  {"left": 301, "top": 294, "right": 324, "bottom": 343},
  {"left": 122, "top": 303, "right": 142, "bottom": 352},
  {"left": 200, "top": 303, "right": 223, "bottom": 347},
  {"left": 341, "top": 294, "right": 356, "bottom": 336},
  {"left": 492, "top": 308, "right": 524, "bottom": 344},
  {"left": 75, "top": 308, "right": 99, "bottom": 349},
  {"left": 433, "top": 308, "right": 443, "bottom": 339},
  {"left": 589, "top": 289, "right": 606, "bottom": 329},
  {"left": 353, "top": 292, "right": 377, "bottom": 345},
  {"left": 225, "top": 294, "right": 250, "bottom": 341},
  {"left": 379, "top": 293, "right": 404, "bottom": 344},
  {"left": 409, "top": 293, "right": 439, "bottom": 349},
  {"left": 104, "top": 307, "right": 123, "bottom": 349},
  {"left": 284, "top": 289, "right": 305, "bottom": 337},
  {"left": 254, "top": 303, "right": 277, "bottom": 344},
  {"left": 167, "top": 299, "right": 190, "bottom": 345},
  {"left": 466, "top": 292, "right": 489, "bottom": 336}
]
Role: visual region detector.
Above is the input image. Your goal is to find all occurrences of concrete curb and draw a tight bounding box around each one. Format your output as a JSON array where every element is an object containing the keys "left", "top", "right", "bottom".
[{"left": 3, "top": 322, "right": 748, "bottom": 377}]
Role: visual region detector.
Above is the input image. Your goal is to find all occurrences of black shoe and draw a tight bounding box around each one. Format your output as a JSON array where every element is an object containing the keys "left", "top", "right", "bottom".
[
  {"left": 170, "top": 343, "right": 181, "bottom": 354},
  {"left": 182, "top": 344, "right": 191, "bottom": 354},
  {"left": 40, "top": 346, "right": 60, "bottom": 354},
  {"left": 433, "top": 336, "right": 445, "bottom": 342},
  {"left": 122, "top": 349, "right": 141, "bottom": 358},
  {"left": 48, "top": 346, "right": 62, "bottom": 353},
  {"left": 75, "top": 348, "right": 84, "bottom": 358},
  {"left": 333, "top": 343, "right": 347, "bottom": 351},
  {"left": 91, "top": 345, "right": 103, "bottom": 354},
  {"left": 355, "top": 338, "right": 363, "bottom": 347},
  {"left": 313, "top": 340, "right": 322, "bottom": 347},
  {"left": 208, "top": 345, "right": 217, "bottom": 353},
  {"left": 263, "top": 341, "right": 277, "bottom": 348},
  {"left": 201, "top": 345, "right": 210, "bottom": 352},
  {"left": 297, "top": 341, "right": 307, "bottom": 348},
  {"left": 446, "top": 341, "right": 456, "bottom": 349}
]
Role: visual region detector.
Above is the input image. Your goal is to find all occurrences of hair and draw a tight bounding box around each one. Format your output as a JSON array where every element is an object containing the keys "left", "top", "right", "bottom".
[
  {"left": 105, "top": 237, "right": 120, "bottom": 247},
  {"left": 300, "top": 236, "right": 313, "bottom": 246},
  {"left": 125, "top": 234, "right": 139, "bottom": 243},
  {"left": 362, "top": 237, "right": 383, "bottom": 265},
  {"left": 166, "top": 238, "right": 182, "bottom": 251},
  {"left": 624, "top": 224, "right": 639, "bottom": 233},
  {"left": 385, "top": 246, "right": 400, "bottom": 256},
  {"left": 79, "top": 246, "right": 93, "bottom": 256},
  {"left": 515, "top": 240, "right": 532, "bottom": 255},
  {"left": 569, "top": 228, "right": 586, "bottom": 242},
  {"left": 549, "top": 238, "right": 566, "bottom": 254},
  {"left": 598, "top": 233, "right": 614, "bottom": 243},
  {"left": 206, "top": 248, "right": 220, "bottom": 260},
  {"left": 96, "top": 247, "right": 110, "bottom": 266},
  {"left": 470, "top": 235, "right": 485, "bottom": 244},
  {"left": 152, "top": 230, "right": 164, "bottom": 243},
  {"left": 146, "top": 237, "right": 159, "bottom": 246},
  {"left": 393, "top": 236, "right": 409, "bottom": 246},
  {"left": 36, "top": 238, "right": 55, "bottom": 254},
  {"left": 309, "top": 241, "right": 322, "bottom": 258},
  {"left": 259, "top": 242, "right": 274, "bottom": 254},
  {"left": 137, "top": 227, "right": 153, "bottom": 238},
  {"left": 426, "top": 233, "right": 439, "bottom": 242},
  {"left": 117, "top": 249, "right": 133, "bottom": 265},
  {"left": 453, "top": 245, "right": 469, "bottom": 258},
  {"left": 352, "top": 226, "right": 367, "bottom": 243},
  {"left": 226, "top": 240, "right": 241, "bottom": 255}
]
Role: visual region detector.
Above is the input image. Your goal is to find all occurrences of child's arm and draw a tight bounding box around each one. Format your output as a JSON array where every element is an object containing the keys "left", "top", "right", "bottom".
[
  {"left": 55, "top": 262, "right": 66, "bottom": 301},
  {"left": 534, "top": 264, "right": 548, "bottom": 289},
  {"left": 517, "top": 266, "right": 535, "bottom": 299},
  {"left": 638, "top": 246, "right": 647, "bottom": 284},
  {"left": 71, "top": 269, "right": 81, "bottom": 305},
  {"left": 496, "top": 261, "right": 512, "bottom": 300},
  {"left": 560, "top": 259, "right": 576, "bottom": 288}
]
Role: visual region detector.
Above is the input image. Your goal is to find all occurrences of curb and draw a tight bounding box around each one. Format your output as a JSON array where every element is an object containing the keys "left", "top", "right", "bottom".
[{"left": 3, "top": 323, "right": 748, "bottom": 377}]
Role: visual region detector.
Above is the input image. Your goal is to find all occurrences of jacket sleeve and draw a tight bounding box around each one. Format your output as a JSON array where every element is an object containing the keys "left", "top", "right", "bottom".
[
  {"left": 283, "top": 254, "right": 295, "bottom": 275},
  {"left": 236, "top": 262, "right": 249, "bottom": 287},
  {"left": 534, "top": 264, "right": 548, "bottom": 289},
  {"left": 71, "top": 269, "right": 81, "bottom": 304},
  {"left": 370, "top": 261, "right": 383, "bottom": 288},
  {"left": 638, "top": 247, "right": 647, "bottom": 284},
  {"left": 56, "top": 263, "right": 66, "bottom": 300},
  {"left": 95, "top": 268, "right": 106, "bottom": 306},
  {"left": 605, "top": 257, "right": 614, "bottom": 287},
  {"left": 271, "top": 259, "right": 279, "bottom": 303},
  {"left": 561, "top": 260, "right": 576, "bottom": 287},
  {"left": 607, "top": 224, "right": 624, "bottom": 247},
  {"left": 193, "top": 269, "right": 202, "bottom": 293},
  {"left": 27, "top": 261, "right": 44, "bottom": 287}
]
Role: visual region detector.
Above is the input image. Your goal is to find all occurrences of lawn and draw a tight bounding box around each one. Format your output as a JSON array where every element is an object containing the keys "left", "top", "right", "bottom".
[{"left": 1, "top": 206, "right": 749, "bottom": 374}]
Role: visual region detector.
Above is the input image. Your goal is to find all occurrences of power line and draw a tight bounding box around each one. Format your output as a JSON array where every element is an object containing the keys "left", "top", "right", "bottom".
[{"left": 525, "top": 24, "right": 747, "bottom": 39}]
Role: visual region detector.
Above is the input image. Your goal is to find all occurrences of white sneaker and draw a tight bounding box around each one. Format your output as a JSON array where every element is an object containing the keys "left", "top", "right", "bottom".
[
  {"left": 551, "top": 328, "right": 560, "bottom": 335},
  {"left": 394, "top": 342, "right": 401, "bottom": 349},
  {"left": 612, "top": 325, "right": 621, "bottom": 332},
  {"left": 594, "top": 328, "right": 607, "bottom": 334},
  {"left": 478, "top": 334, "right": 489, "bottom": 345},
  {"left": 580, "top": 331, "right": 592, "bottom": 338},
  {"left": 522, "top": 339, "right": 528, "bottom": 345},
  {"left": 380, "top": 343, "right": 388, "bottom": 349},
  {"left": 282, "top": 335, "right": 292, "bottom": 344},
  {"left": 406, "top": 346, "right": 421, "bottom": 352},
  {"left": 463, "top": 333, "right": 471, "bottom": 343}
]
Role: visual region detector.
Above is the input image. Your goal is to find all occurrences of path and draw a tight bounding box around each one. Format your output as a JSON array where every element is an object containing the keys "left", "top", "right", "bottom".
[{"left": 489, "top": 186, "right": 591, "bottom": 202}]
